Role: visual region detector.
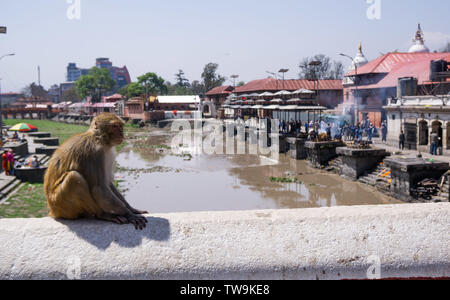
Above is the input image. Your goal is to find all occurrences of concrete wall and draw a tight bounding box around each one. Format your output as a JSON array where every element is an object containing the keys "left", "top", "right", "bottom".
[{"left": 0, "top": 203, "right": 448, "bottom": 280}]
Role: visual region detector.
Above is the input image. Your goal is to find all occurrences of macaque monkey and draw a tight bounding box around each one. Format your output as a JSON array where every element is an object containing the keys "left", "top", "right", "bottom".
[{"left": 44, "top": 113, "right": 148, "bottom": 230}]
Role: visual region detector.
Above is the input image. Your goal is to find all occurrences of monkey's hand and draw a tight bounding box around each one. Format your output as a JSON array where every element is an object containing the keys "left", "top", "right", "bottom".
[{"left": 126, "top": 213, "right": 148, "bottom": 230}]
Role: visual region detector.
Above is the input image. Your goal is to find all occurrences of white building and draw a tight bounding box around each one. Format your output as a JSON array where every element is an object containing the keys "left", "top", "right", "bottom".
[{"left": 385, "top": 94, "right": 450, "bottom": 154}]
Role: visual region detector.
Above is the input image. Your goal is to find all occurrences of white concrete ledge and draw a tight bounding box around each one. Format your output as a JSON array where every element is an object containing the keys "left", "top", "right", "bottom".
[{"left": 0, "top": 203, "right": 449, "bottom": 280}]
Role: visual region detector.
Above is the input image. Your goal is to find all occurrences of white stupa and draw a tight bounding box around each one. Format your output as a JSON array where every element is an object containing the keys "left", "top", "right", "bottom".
[
  {"left": 408, "top": 23, "right": 430, "bottom": 53},
  {"left": 349, "top": 42, "right": 369, "bottom": 71}
]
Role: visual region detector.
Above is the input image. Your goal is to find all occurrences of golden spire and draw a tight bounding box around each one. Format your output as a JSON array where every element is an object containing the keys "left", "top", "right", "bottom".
[
  {"left": 415, "top": 23, "right": 425, "bottom": 44},
  {"left": 358, "top": 42, "right": 363, "bottom": 53}
]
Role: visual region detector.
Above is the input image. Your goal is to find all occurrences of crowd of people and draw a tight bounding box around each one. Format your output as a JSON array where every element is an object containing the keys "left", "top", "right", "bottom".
[{"left": 278, "top": 118, "right": 389, "bottom": 143}]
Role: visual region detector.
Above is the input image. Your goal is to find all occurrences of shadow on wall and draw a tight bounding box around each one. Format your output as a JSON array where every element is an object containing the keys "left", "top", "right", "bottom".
[{"left": 56, "top": 217, "right": 171, "bottom": 250}]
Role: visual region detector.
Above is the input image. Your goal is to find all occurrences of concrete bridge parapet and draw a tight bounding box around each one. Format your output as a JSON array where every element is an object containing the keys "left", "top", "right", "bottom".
[{"left": 0, "top": 203, "right": 448, "bottom": 280}]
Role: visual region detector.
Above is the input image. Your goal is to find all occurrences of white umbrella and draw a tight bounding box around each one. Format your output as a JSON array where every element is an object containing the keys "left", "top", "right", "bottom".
[
  {"left": 274, "top": 90, "right": 292, "bottom": 96},
  {"left": 271, "top": 98, "right": 284, "bottom": 103},
  {"left": 293, "top": 88, "right": 315, "bottom": 94},
  {"left": 259, "top": 92, "right": 275, "bottom": 97}
]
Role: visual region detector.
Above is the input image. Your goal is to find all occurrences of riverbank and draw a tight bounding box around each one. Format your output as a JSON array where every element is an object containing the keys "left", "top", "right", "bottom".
[{"left": 3, "top": 119, "right": 88, "bottom": 144}]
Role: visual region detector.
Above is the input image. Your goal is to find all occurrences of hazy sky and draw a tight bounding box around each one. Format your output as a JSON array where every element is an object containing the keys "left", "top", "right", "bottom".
[{"left": 1, "top": 0, "right": 450, "bottom": 93}]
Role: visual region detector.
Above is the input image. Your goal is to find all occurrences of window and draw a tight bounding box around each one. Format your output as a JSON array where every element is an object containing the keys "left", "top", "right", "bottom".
[{"left": 392, "top": 115, "right": 396, "bottom": 120}]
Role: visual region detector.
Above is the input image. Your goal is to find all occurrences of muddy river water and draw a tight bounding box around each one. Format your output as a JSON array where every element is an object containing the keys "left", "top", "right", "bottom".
[{"left": 115, "top": 127, "right": 401, "bottom": 214}]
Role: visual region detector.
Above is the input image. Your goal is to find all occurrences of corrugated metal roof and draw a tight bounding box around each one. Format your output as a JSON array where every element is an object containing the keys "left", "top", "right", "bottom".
[
  {"left": 234, "top": 78, "right": 342, "bottom": 93},
  {"left": 346, "top": 52, "right": 450, "bottom": 76},
  {"left": 345, "top": 52, "right": 450, "bottom": 89},
  {"left": 205, "top": 85, "right": 233, "bottom": 96}
]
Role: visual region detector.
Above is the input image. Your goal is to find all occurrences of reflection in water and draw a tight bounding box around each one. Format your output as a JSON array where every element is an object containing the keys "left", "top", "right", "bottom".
[{"left": 115, "top": 128, "right": 401, "bottom": 214}]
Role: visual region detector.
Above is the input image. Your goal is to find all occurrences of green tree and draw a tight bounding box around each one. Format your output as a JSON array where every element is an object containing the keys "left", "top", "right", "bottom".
[
  {"left": 61, "top": 88, "right": 81, "bottom": 103},
  {"left": 119, "top": 82, "right": 145, "bottom": 99},
  {"left": 137, "top": 72, "right": 168, "bottom": 99},
  {"left": 76, "top": 67, "right": 115, "bottom": 102},
  {"left": 201, "top": 63, "right": 226, "bottom": 93},
  {"left": 21, "top": 83, "right": 48, "bottom": 99},
  {"left": 175, "top": 69, "right": 190, "bottom": 88},
  {"left": 190, "top": 80, "right": 206, "bottom": 95}
]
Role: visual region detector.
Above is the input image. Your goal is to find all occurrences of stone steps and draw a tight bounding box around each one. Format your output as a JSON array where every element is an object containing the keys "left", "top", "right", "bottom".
[
  {"left": 326, "top": 157, "right": 342, "bottom": 172},
  {"left": 358, "top": 161, "right": 391, "bottom": 189},
  {"left": 0, "top": 179, "right": 22, "bottom": 201},
  {"left": 431, "top": 175, "right": 450, "bottom": 203}
]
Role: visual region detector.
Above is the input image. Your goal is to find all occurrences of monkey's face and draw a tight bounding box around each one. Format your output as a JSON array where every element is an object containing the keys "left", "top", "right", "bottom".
[{"left": 109, "top": 122, "right": 124, "bottom": 146}]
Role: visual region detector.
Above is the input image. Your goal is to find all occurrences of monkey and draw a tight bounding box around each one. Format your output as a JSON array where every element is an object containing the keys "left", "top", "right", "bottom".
[{"left": 44, "top": 113, "right": 148, "bottom": 230}]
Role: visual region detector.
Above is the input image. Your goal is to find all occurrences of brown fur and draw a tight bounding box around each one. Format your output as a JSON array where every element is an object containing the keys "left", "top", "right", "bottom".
[{"left": 44, "top": 113, "right": 148, "bottom": 230}]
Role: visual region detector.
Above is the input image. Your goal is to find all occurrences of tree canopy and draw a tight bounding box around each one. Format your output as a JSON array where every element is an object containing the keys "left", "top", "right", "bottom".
[
  {"left": 119, "top": 72, "right": 168, "bottom": 99},
  {"left": 175, "top": 69, "right": 190, "bottom": 88},
  {"left": 76, "top": 67, "right": 115, "bottom": 102},
  {"left": 201, "top": 63, "right": 226, "bottom": 94},
  {"left": 119, "top": 82, "right": 145, "bottom": 99},
  {"left": 137, "top": 72, "right": 168, "bottom": 96},
  {"left": 298, "top": 54, "right": 344, "bottom": 80},
  {"left": 61, "top": 88, "right": 81, "bottom": 103},
  {"left": 21, "top": 83, "right": 48, "bottom": 99}
]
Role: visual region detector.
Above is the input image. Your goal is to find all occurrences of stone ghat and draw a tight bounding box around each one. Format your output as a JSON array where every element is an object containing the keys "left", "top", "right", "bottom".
[
  {"left": 336, "top": 147, "right": 388, "bottom": 181},
  {"left": 305, "top": 141, "right": 345, "bottom": 168},
  {"left": 0, "top": 203, "right": 448, "bottom": 280}
]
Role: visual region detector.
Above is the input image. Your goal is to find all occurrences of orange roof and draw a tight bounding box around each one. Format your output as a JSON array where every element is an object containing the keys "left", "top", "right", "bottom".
[
  {"left": 346, "top": 52, "right": 450, "bottom": 76},
  {"left": 234, "top": 78, "right": 342, "bottom": 93},
  {"left": 345, "top": 52, "right": 450, "bottom": 89},
  {"left": 205, "top": 85, "right": 234, "bottom": 96}
]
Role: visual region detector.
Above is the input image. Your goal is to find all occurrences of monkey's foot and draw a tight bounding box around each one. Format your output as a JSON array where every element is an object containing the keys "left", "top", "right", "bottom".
[
  {"left": 98, "top": 214, "right": 129, "bottom": 225},
  {"left": 126, "top": 214, "right": 148, "bottom": 230}
]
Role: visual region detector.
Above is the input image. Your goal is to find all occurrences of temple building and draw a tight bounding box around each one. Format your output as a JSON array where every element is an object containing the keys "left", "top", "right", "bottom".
[
  {"left": 340, "top": 24, "right": 450, "bottom": 127},
  {"left": 206, "top": 78, "right": 343, "bottom": 110}
]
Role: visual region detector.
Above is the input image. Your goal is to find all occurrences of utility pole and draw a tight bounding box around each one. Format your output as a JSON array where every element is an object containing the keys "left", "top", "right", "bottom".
[
  {"left": 38, "top": 66, "right": 41, "bottom": 87},
  {"left": 278, "top": 69, "right": 289, "bottom": 91},
  {"left": 0, "top": 25, "right": 15, "bottom": 144},
  {"left": 230, "top": 74, "right": 239, "bottom": 91}
]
